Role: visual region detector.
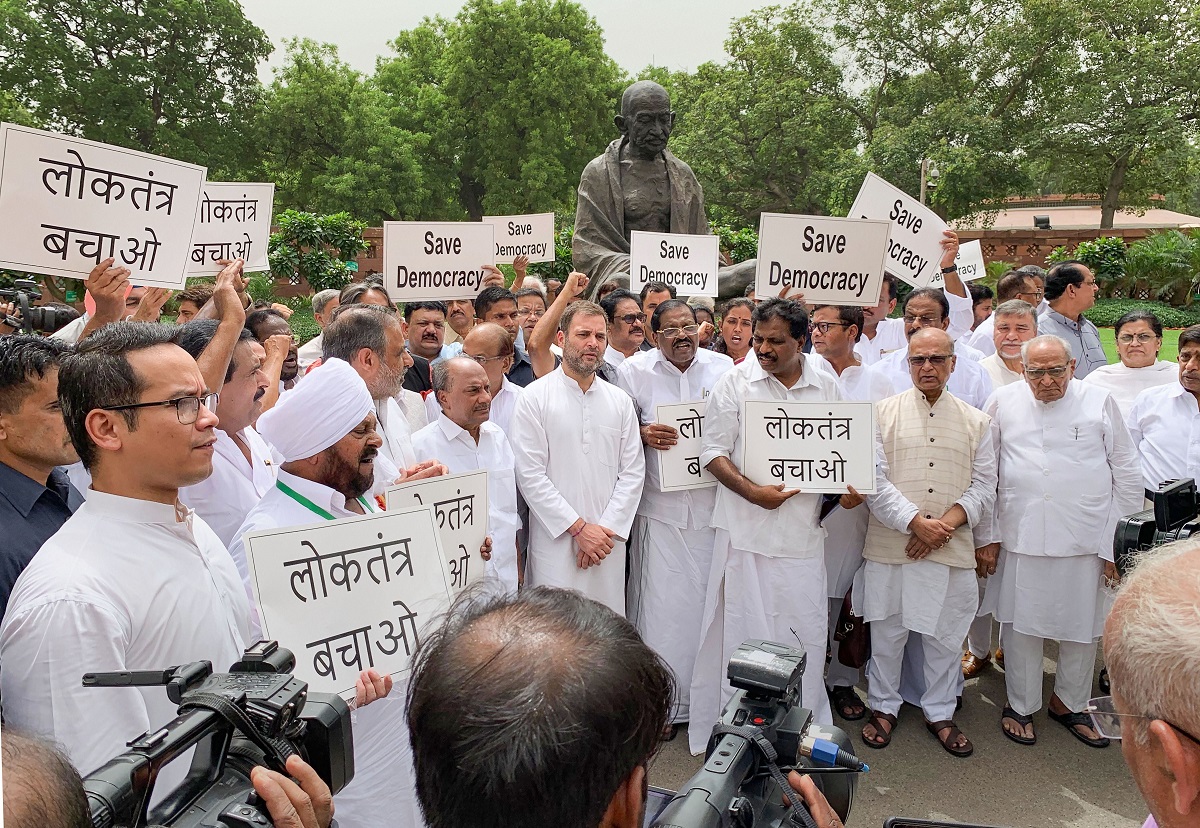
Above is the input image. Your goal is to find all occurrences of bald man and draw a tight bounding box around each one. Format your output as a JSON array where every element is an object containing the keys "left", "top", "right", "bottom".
[{"left": 448, "top": 322, "right": 523, "bottom": 434}]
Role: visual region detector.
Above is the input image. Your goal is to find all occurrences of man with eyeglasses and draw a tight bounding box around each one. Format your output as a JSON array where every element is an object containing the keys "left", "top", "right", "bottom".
[
  {"left": 1038, "top": 260, "right": 1107, "bottom": 379},
  {"left": 475, "top": 286, "right": 540, "bottom": 389},
  {"left": 453, "top": 322, "right": 522, "bottom": 434},
  {"left": 639, "top": 281, "right": 676, "bottom": 349},
  {"left": 600, "top": 288, "right": 647, "bottom": 370},
  {"left": 964, "top": 270, "right": 1046, "bottom": 356},
  {"left": 978, "top": 335, "right": 1142, "bottom": 747},
  {"left": 1127, "top": 324, "right": 1200, "bottom": 492},
  {"left": 1094, "top": 537, "right": 1200, "bottom": 828},
  {"left": 0, "top": 321, "right": 251, "bottom": 792},
  {"left": 859, "top": 328, "right": 996, "bottom": 758},
  {"left": 614, "top": 299, "right": 734, "bottom": 732},
  {"left": 875, "top": 288, "right": 994, "bottom": 409}
]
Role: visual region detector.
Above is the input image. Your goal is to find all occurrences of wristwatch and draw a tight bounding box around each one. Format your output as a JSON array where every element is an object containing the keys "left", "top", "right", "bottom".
[{"left": 940, "top": 265, "right": 958, "bottom": 274}]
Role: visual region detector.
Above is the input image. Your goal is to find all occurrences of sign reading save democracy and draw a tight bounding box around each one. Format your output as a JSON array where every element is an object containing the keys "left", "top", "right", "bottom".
[
  {"left": 382, "top": 221, "right": 495, "bottom": 302},
  {"left": 848, "top": 172, "right": 949, "bottom": 288},
  {"left": 629, "top": 231, "right": 720, "bottom": 297},
  {"left": 480, "top": 213, "right": 555, "bottom": 263},
  {"left": 754, "top": 213, "right": 890, "bottom": 306}
]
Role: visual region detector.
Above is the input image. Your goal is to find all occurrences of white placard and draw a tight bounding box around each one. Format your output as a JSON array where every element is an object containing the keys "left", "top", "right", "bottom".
[
  {"left": 848, "top": 172, "right": 949, "bottom": 288},
  {"left": 753, "top": 214, "right": 890, "bottom": 306},
  {"left": 928, "top": 239, "right": 986, "bottom": 288},
  {"left": 741, "top": 400, "right": 876, "bottom": 495},
  {"left": 630, "top": 231, "right": 720, "bottom": 297},
  {"left": 655, "top": 400, "right": 717, "bottom": 491},
  {"left": 188, "top": 181, "right": 274, "bottom": 274},
  {"left": 244, "top": 506, "right": 453, "bottom": 697},
  {"left": 381, "top": 221, "right": 495, "bottom": 302},
  {"left": 385, "top": 470, "right": 488, "bottom": 595},
  {"left": 0, "top": 123, "right": 206, "bottom": 289},
  {"left": 481, "top": 212, "right": 555, "bottom": 263}
]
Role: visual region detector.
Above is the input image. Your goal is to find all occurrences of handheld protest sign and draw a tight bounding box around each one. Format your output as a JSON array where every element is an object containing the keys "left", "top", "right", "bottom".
[
  {"left": 382, "top": 221, "right": 495, "bottom": 302},
  {"left": 928, "top": 239, "right": 986, "bottom": 288},
  {"left": 655, "top": 400, "right": 717, "bottom": 491},
  {"left": 244, "top": 506, "right": 453, "bottom": 697},
  {"left": 754, "top": 214, "right": 889, "bottom": 306},
  {"left": 385, "top": 470, "right": 489, "bottom": 595},
  {"left": 481, "top": 213, "right": 555, "bottom": 263},
  {"left": 630, "top": 231, "right": 720, "bottom": 297},
  {"left": 740, "top": 400, "right": 876, "bottom": 495},
  {"left": 188, "top": 182, "right": 274, "bottom": 274},
  {"left": 0, "top": 123, "right": 206, "bottom": 289},
  {"left": 848, "top": 172, "right": 949, "bottom": 288}
]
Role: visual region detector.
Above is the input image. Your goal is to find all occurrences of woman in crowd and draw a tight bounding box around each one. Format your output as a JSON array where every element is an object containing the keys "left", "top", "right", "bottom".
[
  {"left": 713, "top": 297, "right": 754, "bottom": 364},
  {"left": 1083, "top": 309, "right": 1176, "bottom": 416}
]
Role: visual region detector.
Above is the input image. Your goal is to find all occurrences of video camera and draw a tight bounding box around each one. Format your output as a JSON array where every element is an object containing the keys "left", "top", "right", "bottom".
[
  {"left": 650, "top": 640, "right": 863, "bottom": 828},
  {"left": 1114, "top": 478, "right": 1200, "bottom": 576},
  {"left": 0, "top": 278, "right": 77, "bottom": 334},
  {"left": 81, "top": 641, "right": 354, "bottom": 828}
]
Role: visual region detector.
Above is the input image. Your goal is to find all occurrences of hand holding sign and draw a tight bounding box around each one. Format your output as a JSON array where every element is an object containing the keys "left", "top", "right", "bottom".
[
  {"left": 642, "top": 423, "right": 679, "bottom": 450},
  {"left": 87, "top": 257, "right": 131, "bottom": 323},
  {"left": 750, "top": 483, "right": 803, "bottom": 510}
]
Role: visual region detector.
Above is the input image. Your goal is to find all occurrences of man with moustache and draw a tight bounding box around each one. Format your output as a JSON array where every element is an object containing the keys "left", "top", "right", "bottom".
[
  {"left": 979, "top": 300, "right": 1038, "bottom": 390},
  {"left": 475, "top": 287, "right": 537, "bottom": 387},
  {"left": 1127, "top": 325, "right": 1200, "bottom": 492},
  {"left": 689, "top": 298, "right": 843, "bottom": 753},
  {"left": 964, "top": 270, "right": 1044, "bottom": 356},
  {"left": 445, "top": 298, "right": 475, "bottom": 346},
  {"left": 227, "top": 358, "right": 414, "bottom": 828},
  {"left": 402, "top": 301, "right": 450, "bottom": 393},
  {"left": 414, "top": 357, "right": 520, "bottom": 593},
  {"left": 246, "top": 308, "right": 300, "bottom": 393},
  {"left": 615, "top": 299, "right": 733, "bottom": 727},
  {"left": 455, "top": 322, "right": 522, "bottom": 434},
  {"left": 600, "top": 289, "right": 647, "bottom": 371},
  {"left": 510, "top": 301, "right": 645, "bottom": 615}
]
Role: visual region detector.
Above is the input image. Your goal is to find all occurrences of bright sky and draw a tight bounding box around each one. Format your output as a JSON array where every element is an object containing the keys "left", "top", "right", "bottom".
[{"left": 239, "top": 0, "right": 771, "bottom": 80}]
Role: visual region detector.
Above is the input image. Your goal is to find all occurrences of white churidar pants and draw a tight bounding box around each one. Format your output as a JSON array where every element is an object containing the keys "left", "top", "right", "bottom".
[{"left": 1002, "top": 625, "right": 1098, "bottom": 716}]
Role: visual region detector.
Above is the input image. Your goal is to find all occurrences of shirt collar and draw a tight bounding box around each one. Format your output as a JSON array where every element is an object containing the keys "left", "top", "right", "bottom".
[
  {"left": 276, "top": 468, "right": 352, "bottom": 514},
  {"left": 83, "top": 488, "right": 193, "bottom": 525},
  {"left": 0, "top": 460, "right": 68, "bottom": 517},
  {"left": 1046, "top": 308, "right": 1082, "bottom": 329}
]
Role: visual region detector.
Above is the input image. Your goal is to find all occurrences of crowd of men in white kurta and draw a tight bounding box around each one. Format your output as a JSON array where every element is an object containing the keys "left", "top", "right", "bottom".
[{"left": 1, "top": 225, "right": 1196, "bottom": 823}]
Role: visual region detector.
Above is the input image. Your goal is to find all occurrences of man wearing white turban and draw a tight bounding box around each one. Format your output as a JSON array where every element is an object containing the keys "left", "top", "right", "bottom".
[{"left": 228, "top": 356, "right": 432, "bottom": 828}]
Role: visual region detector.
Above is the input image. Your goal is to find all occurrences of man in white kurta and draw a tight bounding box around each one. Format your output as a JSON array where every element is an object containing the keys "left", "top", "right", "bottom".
[
  {"left": 809, "top": 305, "right": 894, "bottom": 719},
  {"left": 413, "top": 357, "right": 522, "bottom": 593},
  {"left": 1127, "top": 329, "right": 1200, "bottom": 492},
  {"left": 689, "top": 299, "right": 842, "bottom": 755},
  {"left": 860, "top": 329, "right": 996, "bottom": 757},
  {"left": 510, "top": 301, "right": 645, "bottom": 615},
  {"left": 615, "top": 300, "right": 734, "bottom": 725},
  {"left": 229, "top": 357, "right": 417, "bottom": 828},
  {"left": 180, "top": 331, "right": 278, "bottom": 548},
  {"left": 453, "top": 322, "right": 524, "bottom": 435},
  {"left": 980, "top": 335, "right": 1142, "bottom": 746},
  {"left": 0, "top": 325, "right": 250, "bottom": 795}
]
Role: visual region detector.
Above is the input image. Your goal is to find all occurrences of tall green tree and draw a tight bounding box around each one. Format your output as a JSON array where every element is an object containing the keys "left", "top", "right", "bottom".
[
  {"left": 0, "top": 0, "right": 271, "bottom": 176},
  {"left": 375, "top": 0, "right": 623, "bottom": 221}
]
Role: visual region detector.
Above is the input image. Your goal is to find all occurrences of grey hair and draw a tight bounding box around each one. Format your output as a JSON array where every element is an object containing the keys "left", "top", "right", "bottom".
[
  {"left": 992, "top": 299, "right": 1037, "bottom": 325},
  {"left": 311, "top": 289, "right": 340, "bottom": 316},
  {"left": 1105, "top": 538, "right": 1200, "bottom": 744},
  {"left": 321, "top": 304, "right": 400, "bottom": 363},
  {"left": 1020, "top": 334, "right": 1072, "bottom": 365},
  {"left": 2, "top": 730, "right": 91, "bottom": 828}
]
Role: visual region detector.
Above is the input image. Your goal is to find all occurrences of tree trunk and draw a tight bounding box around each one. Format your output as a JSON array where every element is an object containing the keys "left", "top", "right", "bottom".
[
  {"left": 1100, "top": 150, "right": 1131, "bottom": 229},
  {"left": 458, "top": 172, "right": 486, "bottom": 222}
]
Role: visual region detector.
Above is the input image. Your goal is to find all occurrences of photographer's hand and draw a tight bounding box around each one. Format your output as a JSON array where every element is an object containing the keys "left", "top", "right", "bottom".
[
  {"left": 786, "top": 772, "right": 843, "bottom": 828},
  {"left": 251, "top": 755, "right": 333, "bottom": 828}
]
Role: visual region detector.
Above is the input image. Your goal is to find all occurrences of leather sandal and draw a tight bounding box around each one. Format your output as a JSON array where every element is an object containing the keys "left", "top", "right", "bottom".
[
  {"left": 1049, "top": 708, "right": 1110, "bottom": 748},
  {"left": 1001, "top": 706, "right": 1036, "bottom": 745},
  {"left": 961, "top": 651, "right": 991, "bottom": 679},
  {"left": 829, "top": 685, "right": 866, "bottom": 721},
  {"left": 861, "top": 710, "right": 897, "bottom": 749},
  {"left": 926, "top": 719, "right": 973, "bottom": 757},
  {"left": 995, "top": 647, "right": 1004, "bottom": 668}
]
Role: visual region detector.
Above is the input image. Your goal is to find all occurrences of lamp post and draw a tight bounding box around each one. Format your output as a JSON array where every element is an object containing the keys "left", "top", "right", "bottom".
[{"left": 919, "top": 159, "right": 940, "bottom": 205}]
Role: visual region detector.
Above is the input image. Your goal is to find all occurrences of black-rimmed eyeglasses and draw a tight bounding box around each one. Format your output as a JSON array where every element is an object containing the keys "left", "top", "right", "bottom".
[{"left": 100, "top": 392, "right": 218, "bottom": 425}]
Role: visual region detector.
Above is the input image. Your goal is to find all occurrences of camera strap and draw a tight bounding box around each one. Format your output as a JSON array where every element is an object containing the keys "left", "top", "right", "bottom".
[
  {"left": 710, "top": 724, "right": 820, "bottom": 828},
  {"left": 178, "top": 691, "right": 297, "bottom": 774}
]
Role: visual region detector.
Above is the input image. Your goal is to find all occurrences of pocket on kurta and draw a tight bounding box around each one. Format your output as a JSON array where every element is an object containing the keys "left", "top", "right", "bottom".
[{"left": 594, "top": 426, "right": 622, "bottom": 468}]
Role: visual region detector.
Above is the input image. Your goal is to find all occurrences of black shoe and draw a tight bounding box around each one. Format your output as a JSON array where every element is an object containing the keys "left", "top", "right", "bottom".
[{"left": 1099, "top": 666, "right": 1110, "bottom": 694}]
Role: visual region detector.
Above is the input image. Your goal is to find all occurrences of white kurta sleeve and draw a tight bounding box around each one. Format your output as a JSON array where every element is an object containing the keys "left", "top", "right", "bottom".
[
  {"left": 975, "top": 394, "right": 1004, "bottom": 546},
  {"left": 597, "top": 396, "right": 647, "bottom": 539},
  {"left": 959, "top": 427, "right": 998, "bottom": 543},
  {"left": 1104, "top": 393, "right": 1147, "bottom": 561},
  {"left": 0, "top": 598, "right": 151, "bottom": 777},
  {"left": 945, "top": 284, "right": 974, "bottom": 341},
  {"left": 865, "top": 425, "right": 920, "bottom": 533},
  {"left": 510, "top": 389, "right": 580, "bottom": 538},
  {"left": 699, "top": 373, "right": 739, "bottom": 470}
]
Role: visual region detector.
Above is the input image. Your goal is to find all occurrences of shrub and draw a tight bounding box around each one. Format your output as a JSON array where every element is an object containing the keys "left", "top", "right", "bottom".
[
  {"left": 1084, "top": 298, "right": 1200, "bottom": 328},
  {"left": 268, "top": 210, "right": 368, "bottom": 295}
]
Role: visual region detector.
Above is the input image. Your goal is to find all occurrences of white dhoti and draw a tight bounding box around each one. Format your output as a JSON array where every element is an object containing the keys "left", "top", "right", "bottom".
[
  {"left": 628, "top": 518, "right": 717, "bottom": 723},
  {"left": 335, "top": 695, "right": 424, "bottom": 828},
  {"left": 857, "top": 560, "right": 978, "bottom": 722},
  {"left": 527, "top": 523, "right": 627, "bottom": 616},
  {"left": 688, "top": 531, "right": 831, "bottom": 755},
  {"left": 967, "top": 576, "right": 996, "bottom": 658}
]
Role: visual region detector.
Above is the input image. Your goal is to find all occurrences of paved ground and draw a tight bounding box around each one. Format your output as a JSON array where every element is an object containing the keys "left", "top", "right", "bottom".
[{"left": 648, "top": 647, "right": 1147, "bottom": 828}]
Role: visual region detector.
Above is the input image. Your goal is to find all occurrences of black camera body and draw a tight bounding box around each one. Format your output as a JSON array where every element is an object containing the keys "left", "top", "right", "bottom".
[
  {"left": 82, "top": 641, "right": 354, "bottom": 828},
  {"left": 1114, "top": 478, "right": 1200, "bottom": 575},
  {"left": 651, "top": 640, "right": 858, "bottom": 828},
  {"left": 0, "top": 278, "right": 77, "bottom": 334}
]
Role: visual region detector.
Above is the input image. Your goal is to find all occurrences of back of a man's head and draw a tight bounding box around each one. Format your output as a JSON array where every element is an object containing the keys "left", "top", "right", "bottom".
[
  {"left": 322, "top": 304, "right": 399, "bottom": 363},
  {"left": 2, "top": 730, "right": 91, "bottom": 828},
  {"left": 407, "top": 587, "right": 675, "bottom": 828}
]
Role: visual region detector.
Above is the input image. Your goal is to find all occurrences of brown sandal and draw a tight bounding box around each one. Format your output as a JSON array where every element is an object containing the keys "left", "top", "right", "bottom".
[
  {"left": 926, "top": 719, "right": 973, "bottom": 757},
  {"left": 861, "top": 710, "right": 897, "bottom": 749}
]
